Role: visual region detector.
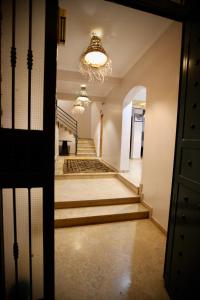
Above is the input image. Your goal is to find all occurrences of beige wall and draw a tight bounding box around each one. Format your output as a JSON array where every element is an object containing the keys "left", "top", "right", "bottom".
[
  {"left": 57, "top": 99, "right": 91, "bottom": 138},
  {"left": 103, "top": 22, "right": 182, "bottom": 230},
  {"left": 91, "top": 102, "right": 102, "bottom": 157}
]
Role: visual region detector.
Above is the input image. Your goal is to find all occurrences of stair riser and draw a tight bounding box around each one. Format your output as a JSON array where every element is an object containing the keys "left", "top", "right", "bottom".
[
  {"left": 76, "top": 154, "right": 96, "bottom": 157},
  {"left": 55, "top": 197, "right": 140, "bottom": 209},
  {"left": 77, "top": 153, "right": 96, "bottom": 155},
  {"left": 77, "top": 147, "right": 96, "bottom": 149},
  {"left": 55, "top": 211, "right": 149, "bottom": 228},
  {"left": 77, "top": 149, "right": 95, "bottom": 151}
]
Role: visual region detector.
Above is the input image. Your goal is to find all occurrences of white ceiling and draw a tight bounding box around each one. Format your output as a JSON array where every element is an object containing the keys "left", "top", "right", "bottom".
[{"left": 57, "top": 0, "right": 172, "bottom": 101}]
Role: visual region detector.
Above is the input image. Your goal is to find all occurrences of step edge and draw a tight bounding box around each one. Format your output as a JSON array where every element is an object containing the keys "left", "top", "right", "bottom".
[
  {"left": 55, "top": 211, "right": 149, "bottom": 227},
  {"left": 55, "top": 197, "right": 140, "bottom": 208}
]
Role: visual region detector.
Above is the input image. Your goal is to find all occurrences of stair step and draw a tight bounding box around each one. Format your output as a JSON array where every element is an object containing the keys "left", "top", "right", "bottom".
[
  {"left": 77, "top": 150, "right": 96, "bottom": 154},
  {"left": 78, "top": 138, "right": 93, "bottom": 141},
  {"left": 55, "top": 196, "right": 140, "bottom": 209},
  {"left": 76, "top": 154, "right": 96, "bottom": 157},
  {"left": 55, "top": 203, "right": 149, "bottom": 228},
  {"left": 78, "top": 140, "right": 94, "bottom": 143},
  {"left": 77, "top": 145, "right": 96, "bottom": 149},
  {"left": 78, "top": 143, "right": 94, "bottom": 147},
  {"left": 78, "top": 147, "right": 95, "bottom": 152}
]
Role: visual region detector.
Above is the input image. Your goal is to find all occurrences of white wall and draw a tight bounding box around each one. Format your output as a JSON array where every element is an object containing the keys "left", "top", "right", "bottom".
[
  {"left": 57, "top": 99, "right": 91, "bottom": 138},
  {"left": 102, "top": 22, "right": 182, "bottom": 230},
  {"left": 91, "top": 102, "right": 102, "bottom": 157},
  {"left": 103, "top": 102, "right": 122, "bottom": 170},
  {"left": 120, "top": 102, "right": 132, "bottom": 170}
]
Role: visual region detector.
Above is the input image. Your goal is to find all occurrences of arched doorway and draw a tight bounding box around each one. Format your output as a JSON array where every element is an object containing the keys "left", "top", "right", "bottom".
[{"left": 120, "top": 86, "right": 146, "bottom": 174}]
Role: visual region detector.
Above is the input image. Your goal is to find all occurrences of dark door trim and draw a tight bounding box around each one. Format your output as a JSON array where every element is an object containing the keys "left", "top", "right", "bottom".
[{"left": 43, "top": 1, "right": 57, "bottom": 299}]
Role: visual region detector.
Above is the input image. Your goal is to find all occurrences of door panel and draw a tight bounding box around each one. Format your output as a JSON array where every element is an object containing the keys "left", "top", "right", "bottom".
[
  {"left": 0, "top": 0, "right": 57, "bottom": 299},
  {"left": 3, "top": 188, "right": 44, "bottom": 299},
  {"left": 164, "top": 19, "right": 200, "bottom": 299}
]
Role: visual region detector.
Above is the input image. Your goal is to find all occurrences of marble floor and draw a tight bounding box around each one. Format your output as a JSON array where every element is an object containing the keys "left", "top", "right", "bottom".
[
  {"left": 120, "top": 159, "right": 142, "bottom": 187},
  {"left": 55, "top": 177, "right": 137, "bottom": 202},
  {"left": 55, "top": 219, "right": 169, "bottom": 300}
]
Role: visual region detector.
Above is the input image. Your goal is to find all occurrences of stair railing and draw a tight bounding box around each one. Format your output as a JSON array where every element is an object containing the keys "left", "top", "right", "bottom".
[{"left": 56, "top": 104, "right": 78, "bottom": 154}]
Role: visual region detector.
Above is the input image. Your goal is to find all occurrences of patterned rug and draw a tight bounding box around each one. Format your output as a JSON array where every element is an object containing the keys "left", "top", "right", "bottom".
[{"left": 63, "top": 159, "right": 115, "bottom": 174}]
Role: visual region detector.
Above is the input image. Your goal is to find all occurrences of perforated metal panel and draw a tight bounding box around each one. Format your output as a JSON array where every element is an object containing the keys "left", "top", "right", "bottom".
[
  {"left": 164, "top": 19, "right": 200, "bottom": 299},
  {"left": 0, "top": 0, "right": 57, "bottom": 299}
]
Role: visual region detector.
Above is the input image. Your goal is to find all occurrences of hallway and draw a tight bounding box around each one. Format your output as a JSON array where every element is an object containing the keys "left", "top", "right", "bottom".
[{"left": 55, "top": 219, "right": 169, "bottom": 300}]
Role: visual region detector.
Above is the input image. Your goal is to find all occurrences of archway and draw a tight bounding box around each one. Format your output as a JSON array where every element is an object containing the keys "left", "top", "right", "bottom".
[{"left": 120, "top": 86, "right": 146, "bottom": 171}]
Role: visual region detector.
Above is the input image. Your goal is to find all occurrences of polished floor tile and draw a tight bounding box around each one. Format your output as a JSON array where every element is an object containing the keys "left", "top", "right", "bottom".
[
  {"left": 55, "top": 177, "right": 137, "bottom": 202},
  {"left": 55, "top": 219, "right": 169, "bottom": 300}
]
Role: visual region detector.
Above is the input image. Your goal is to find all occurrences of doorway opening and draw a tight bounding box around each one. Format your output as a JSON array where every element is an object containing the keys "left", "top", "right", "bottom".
[
  {"left": 120, "top": 86, "right": 146, "bottom": 186},
  {"left": 54, "top": 1, "right": 182, "bottom": 299}
]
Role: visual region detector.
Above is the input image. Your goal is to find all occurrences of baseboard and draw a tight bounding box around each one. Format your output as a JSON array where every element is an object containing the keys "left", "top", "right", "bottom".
[
  {"left": 140, "top": 200, "right": 153, "bottom": 217},
  {"left": 151, "top": 217, "right": 167, "bottom": 236},
  {"left": 141, "top": 198, "right": 167, "bottom": 235}
]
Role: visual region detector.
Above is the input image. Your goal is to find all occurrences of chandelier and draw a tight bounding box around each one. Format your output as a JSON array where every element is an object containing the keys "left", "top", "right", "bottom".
[
  {"left": 72, "top": 101, "right": 85, "bottom": 115},
  {"left": 76, "top": 84, "right": 91, "bottom": 106},
  {"left": 71, "top": 85, "right": 91, "bottom": 115},
  {"left": 80, "top": 33, "right": 112, "bottom": 83}
]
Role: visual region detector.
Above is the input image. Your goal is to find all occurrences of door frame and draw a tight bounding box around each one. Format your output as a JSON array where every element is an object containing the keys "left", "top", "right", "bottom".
[{"left": 0, "top": 1, "right": 57, "bottom": 299}]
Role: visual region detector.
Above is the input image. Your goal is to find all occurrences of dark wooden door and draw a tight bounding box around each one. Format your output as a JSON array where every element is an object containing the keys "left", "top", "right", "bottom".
[
  {"left": 109, "top": 0, "right": 200, "bottom": 299},
  {"left": 164, "top": 18, "right": 200, "bottom": 299},
  {"left": 0, "top": 1, "right": 57, "bottom": 299}
]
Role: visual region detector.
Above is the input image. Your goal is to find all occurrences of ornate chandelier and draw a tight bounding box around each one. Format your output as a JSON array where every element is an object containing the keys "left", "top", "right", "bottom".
[
  {"left": 71, "top": 85, "right": 91, "bottom": 115},
  {"left": 72, "top": 101, "right": 85, "bottom": 115},
  {"left": 76, "top": 84, "right": 91, "bottom": 106},
  {"left": 80, "top": 33, "right": 112, "bottom": 83}
]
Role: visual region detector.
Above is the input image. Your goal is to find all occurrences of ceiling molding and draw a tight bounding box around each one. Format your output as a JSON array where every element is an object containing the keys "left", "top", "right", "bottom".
[
  {"left": 57, "top": 70, "right": 121, "bottom": 85},
  {"left": 56, "top": 92, "right": 105, "bottom": 102}
]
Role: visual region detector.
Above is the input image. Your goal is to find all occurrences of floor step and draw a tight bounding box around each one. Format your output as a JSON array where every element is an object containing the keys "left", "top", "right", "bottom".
[
  {"left": 55, "top": 203, "right": 149, "bottom": 228},
  {"left": 77, "top": 148, "right": 96, "bottom": 152},
  {"left": 77, "top": 146, "right": 96, "bottom": 150},
  {"left": 78, "top": 141, "right": 94, "bottom": 144},
  {"left": 77, "top": 153, "right": 96, "bottom": 157},
  {"left": 78, "top": 138, "right": 93, "bottom": 142},
  {"left": 55, "top": 196, "right": 140, "bottom": 209},
  {"left": 78, "top": 144, "right": 95, "bottom": 148}
]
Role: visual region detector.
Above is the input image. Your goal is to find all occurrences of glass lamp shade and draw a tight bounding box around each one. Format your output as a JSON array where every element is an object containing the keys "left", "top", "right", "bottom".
[
  {"left": 76, "top": 85, "right": 91, "bottom": 105},
  {"left": 72, "top": 103, "right": 85, "bottom": 115},
  {"left": 84, "top": 51, "right": 107, "bottom": 67},
  {"left": 80, "top": 34, "right": 112, "bottom": 83}
]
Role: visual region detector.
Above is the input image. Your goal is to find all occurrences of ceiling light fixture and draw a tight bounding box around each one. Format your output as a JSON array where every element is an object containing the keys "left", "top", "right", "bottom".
[
  {"left": 71, "top": 85, "right": 91, "bottom": 115},
  {"left": 72, "top": 101, "right": 85, "bottom": 115},
  {"left": 76, "top": 84, "right": 91, "bottom": 106},
  {"left": 80, "top": 33, "right": 112, "bottom": 83}
]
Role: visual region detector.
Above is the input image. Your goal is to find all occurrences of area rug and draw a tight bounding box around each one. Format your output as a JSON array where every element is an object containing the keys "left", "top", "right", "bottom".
[{"left": 63, "top": 159, "right": 115, "bottom": 174}]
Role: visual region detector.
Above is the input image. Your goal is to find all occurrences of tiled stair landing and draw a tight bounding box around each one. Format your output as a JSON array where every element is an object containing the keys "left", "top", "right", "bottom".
[{"left": 54, "top": 175, "right": 149, "bottom": 228}]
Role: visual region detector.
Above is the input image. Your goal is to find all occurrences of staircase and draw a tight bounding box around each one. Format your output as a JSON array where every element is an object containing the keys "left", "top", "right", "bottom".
[
  {"left": 56, "top": 104, "right": 78, "bottom": 154},
  {"left": 77, "top": 138, "right": 96, "bottom": 157},
  {"left": 54, "top": 175, "right": 149, "bottom": 228}
]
